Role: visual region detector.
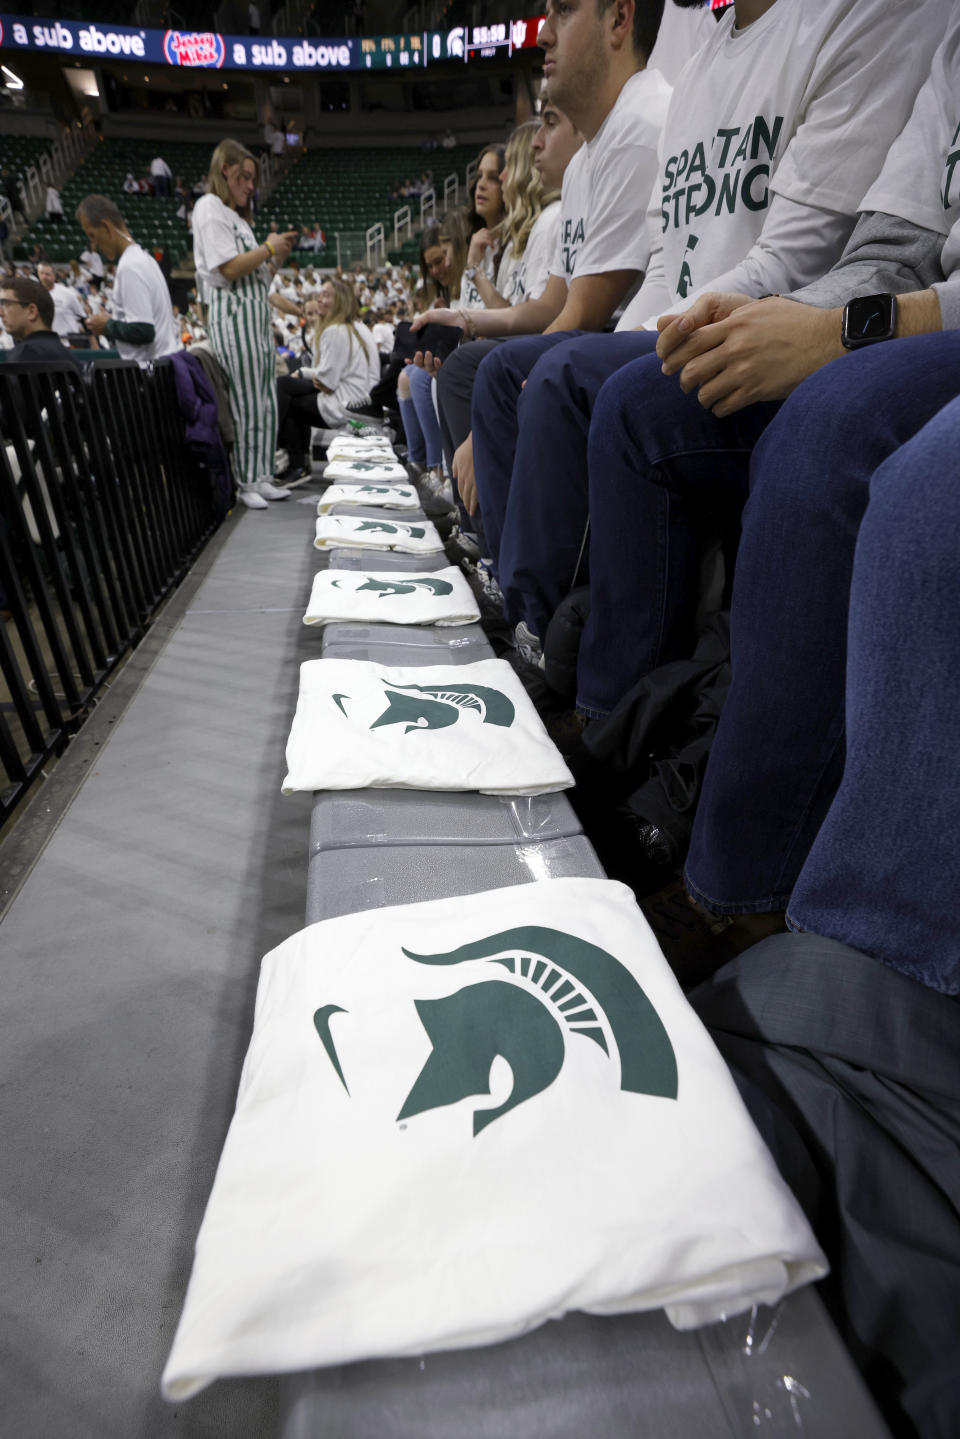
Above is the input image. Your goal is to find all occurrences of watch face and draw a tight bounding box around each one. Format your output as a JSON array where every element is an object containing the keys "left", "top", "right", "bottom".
[{"left": 846, "top": 294, "right": 894, "bottom": 342}]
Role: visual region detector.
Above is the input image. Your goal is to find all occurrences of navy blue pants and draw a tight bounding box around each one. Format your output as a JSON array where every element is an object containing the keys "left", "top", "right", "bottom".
[
  {"left": 682, "top": 335, "right": 960, "bottom": 990},
  {"left": 472, "top": 330, "right": 660, "bottom": 639}
]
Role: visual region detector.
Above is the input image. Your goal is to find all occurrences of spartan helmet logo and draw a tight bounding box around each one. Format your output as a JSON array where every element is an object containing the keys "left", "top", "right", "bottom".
[
  {"left": 343, "top": 463, "right": 383, "bottom": 473},
  {"left": 355, "top": 484, "right": 395, "bottom": 492},
  {"left": 313, "top": 926, "right": 678, "bottom": 1136},
  {"left": 348, "top": 519, "right": 426, "bottom": 538},
  {"left": 369, "top": 681, "right": 514, "bottom": 733},
  {"left": 329, "top": 576, "right": 454, "bottom": 598}
]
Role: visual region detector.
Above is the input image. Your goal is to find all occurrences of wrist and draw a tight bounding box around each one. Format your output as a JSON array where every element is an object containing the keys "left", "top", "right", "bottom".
[{"left": 264, "top": 239, "right": 275, "bottom": 258}]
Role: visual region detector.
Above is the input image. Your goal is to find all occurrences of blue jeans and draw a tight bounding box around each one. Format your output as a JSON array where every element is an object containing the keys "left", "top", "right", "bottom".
[
  {"left": 578, "top": 354, "right": 779, "bottom": 715},
  {"left": 472, "top": 331, "right": 658, "bottom": 639},
  {"left": 400, "top": 364, "right": 443, "bottom": 468},
  {"left": 684, "top": 334, "right": 960, "bottom": 992}
]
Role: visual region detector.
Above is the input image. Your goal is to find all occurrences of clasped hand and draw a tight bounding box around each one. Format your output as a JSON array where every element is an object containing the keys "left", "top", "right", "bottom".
[{"left": 654, "top": 292, "right": 843, "bottom": 417}]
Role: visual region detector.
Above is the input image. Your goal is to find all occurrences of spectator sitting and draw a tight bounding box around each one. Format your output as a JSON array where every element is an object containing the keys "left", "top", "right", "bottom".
[
  {"left": 398, "top": 203, "right": 481, "bottom": 490},
  {"left": 0, "top": 275, "right": 78, "bottom": 366},
  {"left": 428, "top": 105, "right": 579, "bottom": 528},
  {"left": 80, "top": 244, "right": 105, "bottom": 281},
  {"left": 37, "top": 262, "right": 88, "bottom": 338},
  {"left": 565, "top": 2, "right": 960, "bottom": 726},
  {"left": 466, "top": 0, "right": 949, "bottom": 678},
  {"left": 668, "top": 365, "right": 960, "bottom": 1439},
  {"left": 76, "top": 194, "right": 180, "bottom": 367},
  {"left": 274, "top": 276, "right": 380, "bottom": 482},
  {"left": 45, "top": 184, "right": 64, "bottom": 224}
]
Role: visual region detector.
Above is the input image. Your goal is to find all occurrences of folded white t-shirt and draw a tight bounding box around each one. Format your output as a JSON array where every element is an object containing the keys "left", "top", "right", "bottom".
[
  {"left": 161, "top": 876, "right": 827, "bottom": 1399},
  {"left": 318, "top": 483, "right": 420, "bottom": 512},
  {"left": 282, "top": 657, "right": 574, "bottom": 795},
  {"left": 314, "top": 514, "right": 443, "bottom": 553},
  {"left": 323, "top": 459, "right": 410, "bottom": 484},
  {"left": 303, "top": 566, "right": 480, "bottom": 627},
  {"left": 326, "top": 436, "right": 396, "bottom": 461}
]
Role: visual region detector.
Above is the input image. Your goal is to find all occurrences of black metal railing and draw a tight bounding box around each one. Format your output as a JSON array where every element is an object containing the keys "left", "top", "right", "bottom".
[{"left": 0, "top": 358, "right": 222, "bottom": 830}]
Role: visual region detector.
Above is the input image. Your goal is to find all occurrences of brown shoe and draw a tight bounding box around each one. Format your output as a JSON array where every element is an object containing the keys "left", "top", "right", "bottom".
[{"left": 641, "top": 880, "right": 786, "bottom": 990}]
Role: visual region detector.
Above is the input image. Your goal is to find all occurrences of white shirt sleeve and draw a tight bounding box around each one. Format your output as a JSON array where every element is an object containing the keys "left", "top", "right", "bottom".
[
  {"left": 573, "top": 139, "right": 661, "bottom": 279},
  {"left": 193, "top": 196, "right": 244, "bottom": 273},
  {"left": 116, "top": 264, "right": 157, "bottom": 329},
  {"left": 771, "top": 0, "right": 955, "bottom": 217}
]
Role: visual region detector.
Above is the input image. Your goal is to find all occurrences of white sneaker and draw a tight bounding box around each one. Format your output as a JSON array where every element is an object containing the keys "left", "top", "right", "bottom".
[
  {"left": 514, "top": 619, "right": 544, "bottom": 669},
  {"left": 254, "top": 480, "right": 291, "bottom": 500},
  {"left": 239, "top": 489, "right": 269, "bottom": 510}
]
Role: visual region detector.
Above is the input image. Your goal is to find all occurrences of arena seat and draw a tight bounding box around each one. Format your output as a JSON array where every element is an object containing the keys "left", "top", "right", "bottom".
[{"left": 273, "top": 483, "right": 891, "bottom": 1439}]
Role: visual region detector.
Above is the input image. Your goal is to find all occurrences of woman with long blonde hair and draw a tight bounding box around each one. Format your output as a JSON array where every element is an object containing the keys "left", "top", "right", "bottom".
[
  {"left": 192, "top": 138, "right": 298, "bottom": 508},
  {"left": 275, "top": 276, "right": 380, "bottom": 482}
]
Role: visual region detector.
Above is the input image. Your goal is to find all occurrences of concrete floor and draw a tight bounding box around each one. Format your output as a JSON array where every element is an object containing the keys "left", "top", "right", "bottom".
[{"left": 1, "top": 497, "right": 322, "bottom": 1438}]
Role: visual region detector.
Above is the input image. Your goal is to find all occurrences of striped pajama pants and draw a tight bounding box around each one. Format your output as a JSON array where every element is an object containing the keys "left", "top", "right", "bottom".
[{"left": 207, "top": 279, "right": 277, "bottom": 490}]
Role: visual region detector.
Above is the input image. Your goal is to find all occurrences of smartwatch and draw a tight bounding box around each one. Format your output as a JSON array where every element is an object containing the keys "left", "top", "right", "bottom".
[{"left": 841, "top": 293, "right": 897, "bottom": 349}]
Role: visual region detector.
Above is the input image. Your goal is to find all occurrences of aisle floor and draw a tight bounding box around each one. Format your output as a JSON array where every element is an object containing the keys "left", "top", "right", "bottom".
[{"left": 2, "top": 499, "right": 321, "bottom": 1438}]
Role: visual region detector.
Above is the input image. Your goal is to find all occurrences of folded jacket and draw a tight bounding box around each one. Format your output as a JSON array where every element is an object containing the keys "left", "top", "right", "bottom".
[
  {"left": 318, "top": 483, "right": 420, "bottom": 512},
  {"left": 314, "top": 514, "right": 443, "bottom": 554},
  {"left": 161, "top": 876, "right": 827, "bottom": 1399},
  {"left": 282, "top": 656, "right": 574, "bottom": 795},
  {"left": 323, "top": 459, "right": 410, "bottom": 484},
  {"left": 303, "top": 565, "right": 480, "bottom": 627}
]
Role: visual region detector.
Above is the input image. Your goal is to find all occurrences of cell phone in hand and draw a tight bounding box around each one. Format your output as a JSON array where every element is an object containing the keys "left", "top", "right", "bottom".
[{"left": 392, "top": 320, "right": 463, "bottom": 363}]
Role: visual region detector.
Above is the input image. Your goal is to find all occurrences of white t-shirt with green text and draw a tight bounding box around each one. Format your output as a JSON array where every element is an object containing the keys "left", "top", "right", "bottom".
[
  {"left": 859, "top": 7, "right": 960, "bottom": 282},
  {"left": 618, "top": 0, "right": 952, "bottom": 329}
]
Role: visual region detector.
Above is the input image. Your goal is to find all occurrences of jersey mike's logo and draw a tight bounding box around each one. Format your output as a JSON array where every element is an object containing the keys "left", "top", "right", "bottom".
[
  {"left": 332, "top": 679, "right": 514, "bottom": 733},
  {"left": 329, "top": 575, "right": 454, "bottom": 598},
  {"left": 313, "top": 926, "right": 678, "bottom": 1136},
  {"left": 162, "top": 29, "right": 225, "bottom": 66}
]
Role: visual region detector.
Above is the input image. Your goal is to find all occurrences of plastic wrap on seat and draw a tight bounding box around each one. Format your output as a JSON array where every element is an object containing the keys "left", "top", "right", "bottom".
[
  {"left": 278, "top": 1286, "right": 889, "bottom": 1439},
  {"left": 305, "top": 836, "right": 604, "bottom": 922},
  {"left": 320, "top": 622, "right": 493, "bottom": 659},
  {"left": 309, "top": 789, "right": 583, "bottom": 853},
  {"left": 327, "top": 503, "right": 428, "bottom": 522},
  {"left": 318, "top": 549, "right": 452, "bottom": 573}
]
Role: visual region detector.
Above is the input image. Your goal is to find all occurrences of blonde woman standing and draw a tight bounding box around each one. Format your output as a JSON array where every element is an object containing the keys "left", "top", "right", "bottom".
[{"left": 192, "top": 138, "right": 298, "bottom": 510}]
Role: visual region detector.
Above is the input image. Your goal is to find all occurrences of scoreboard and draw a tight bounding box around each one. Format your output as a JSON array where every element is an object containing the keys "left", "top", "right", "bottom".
[{"left": 359, "top": 33, "right": 426, "bottom": 69}]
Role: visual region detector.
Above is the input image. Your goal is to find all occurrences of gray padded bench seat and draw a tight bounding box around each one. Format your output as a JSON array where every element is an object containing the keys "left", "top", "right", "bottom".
[
  {"left": 320, "top": 620, "right": 492, "bottom": 664},
  {"left": 282, "top": 554, "right": 890, "bottom": 1439},
  {"left": 280, "top": 1285, "right": 888, "bottom": 1439},
  {"left": 327, "top": 503, "right": 429, "bottom": 521},
  {"left": 309, "top": 789, "right": 585, "bottom": 855},
  {"left": 306, "top": 834, "right": 605, "bottom": 922}
]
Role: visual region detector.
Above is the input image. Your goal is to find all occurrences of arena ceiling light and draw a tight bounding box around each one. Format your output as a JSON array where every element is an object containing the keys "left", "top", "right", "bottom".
[{"left": 2, "top": 64, "right": 24, "bottom": 89}]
